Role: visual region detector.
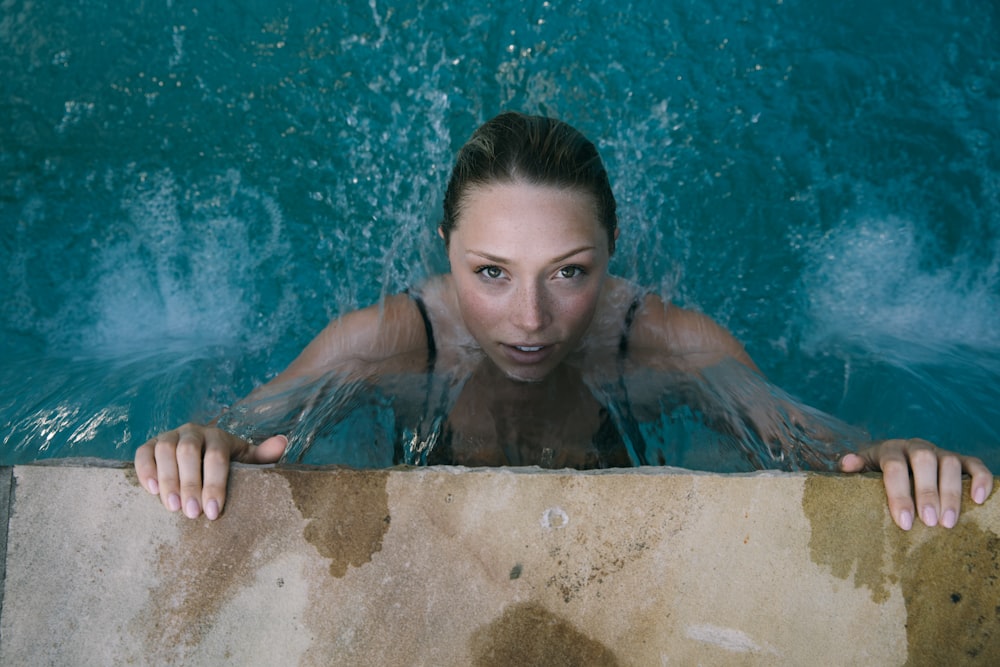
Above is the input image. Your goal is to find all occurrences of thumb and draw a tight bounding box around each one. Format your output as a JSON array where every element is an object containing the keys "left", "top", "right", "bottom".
[
  {"left": 247, "top": 434, "right": 288, "bottom": 464},
  {"left": 838, "top": 451, "right": 869, "bottom": 473}
]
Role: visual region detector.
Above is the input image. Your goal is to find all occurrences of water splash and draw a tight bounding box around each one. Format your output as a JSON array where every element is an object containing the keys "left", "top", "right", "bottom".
[
  {"left": 802, "top": 216, "right": 1000, "bottom": 354},
  {"left": 42, "top": 169, "right": 298, "bottom": 356},
  {"left": 794, "top": 215, "right": 1000, "bottom": 454},
  {"left": 596, "top": 358, "right": 867, "bottom": 473}
]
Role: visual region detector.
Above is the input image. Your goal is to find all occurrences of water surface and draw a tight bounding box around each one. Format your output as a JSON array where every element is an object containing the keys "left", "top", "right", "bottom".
[{"left": 2, "top": 0, "right": 997, "bottom": 467}]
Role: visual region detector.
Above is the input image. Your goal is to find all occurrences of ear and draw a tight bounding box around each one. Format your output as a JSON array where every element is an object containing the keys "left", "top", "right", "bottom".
[
  {"left": 438, "top": 226, "right": 445, "bottom": 240},
  {"left": 613, "top": 228, "right": 620, "bottom": 241}
]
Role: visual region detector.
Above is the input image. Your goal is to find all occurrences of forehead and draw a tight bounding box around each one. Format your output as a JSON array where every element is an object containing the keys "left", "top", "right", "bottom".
[{"left": 455, "top": 182, "right": 602, "bottom": 243}]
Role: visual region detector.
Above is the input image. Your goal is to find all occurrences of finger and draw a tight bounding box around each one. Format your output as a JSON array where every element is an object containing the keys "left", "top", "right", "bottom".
[
  {"left": 152, "top": 432, "right": 182, "bottom": 513},
  {"left": 201, "top": 429, "right": 234, "bottom": 521},
  {"left": 882, "top": 461, "right": 916, "bottom": 531},
  {"left": 175, "top": 425, "right": 206, "bottom": 519},
  {"left": 246, "top": 434, "right": 288, "bottom": 464},
  {"left": 134, "top": 440, "right": 160, "bottom": 495},
  {"left": 878, "top": 441, "right": 916, "bottom": 531},
  {"left": 963, "top": 456, "right": 994, "bottom": 506},
  {"left": 838, "top": 452, "right": 870, "bottom": 474},
  {"left": 937, "top": 454, "right": 963, "bottom": 529},
  {"left": 907, "top": 443, "right": 942, "bottom": 527}
]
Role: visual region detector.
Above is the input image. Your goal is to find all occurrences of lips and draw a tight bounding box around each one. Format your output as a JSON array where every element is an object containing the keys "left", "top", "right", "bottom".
[{"left": 501, "top": 343, "right": 554, "bottom": 365}]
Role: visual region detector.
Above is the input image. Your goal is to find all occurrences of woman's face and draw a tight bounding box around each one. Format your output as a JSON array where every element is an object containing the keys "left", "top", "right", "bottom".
[{"left": 445, "top": 181, "right": 613, "bottom": 382}]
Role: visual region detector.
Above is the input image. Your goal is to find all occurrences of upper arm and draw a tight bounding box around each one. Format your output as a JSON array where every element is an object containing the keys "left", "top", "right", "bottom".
[
  {"left": 254, "top": 293, "right": 430, "bottom": 393},
  {"left": 627, "top": 295, "right": 760, "bottom": 373}
]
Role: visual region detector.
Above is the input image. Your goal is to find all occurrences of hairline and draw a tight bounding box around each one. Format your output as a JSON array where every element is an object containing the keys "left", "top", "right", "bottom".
[{"left": 444, "top": 175, "right": 606, "bottom": 247}]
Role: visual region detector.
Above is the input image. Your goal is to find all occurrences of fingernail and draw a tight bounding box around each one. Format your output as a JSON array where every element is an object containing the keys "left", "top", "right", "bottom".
[
  {"left": 147, "top": 478, "right": 159, "bottom": 495},
  {"left": 974, "top": 486, "right": 987, "bottom": 504},
  {"left": 899, "top": 511, "right": 913, "bottom": 531},
  {"left": 922, "top": 506, "right": 938, "bottom": 527},
  {"left": 184, "top": 498, "right": 201, "bottom": 519},
  {"left": 942, "top": 510, "right": 957, "bottom": 529},
  {"left": 167, "top": 493, "right": 181, "bottom": 512},
  {"left": 205, "top": 500, "right": 220, "bottom": 521}
]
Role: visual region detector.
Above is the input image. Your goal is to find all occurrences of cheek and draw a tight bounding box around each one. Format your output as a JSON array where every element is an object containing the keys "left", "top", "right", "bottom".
[
  {"left": 456, "top": 285, "right": 502, "bottom": 333},
  {"left": 564, "top": 295, "right": 599, "bottom": 332},
  {"left": 559, "top": 282, "right": 603, "bottom": 323}
]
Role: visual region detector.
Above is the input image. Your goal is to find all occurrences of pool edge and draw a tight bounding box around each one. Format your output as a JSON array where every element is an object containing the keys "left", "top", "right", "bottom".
[{"left": 2, "top": 461, "right": 997, "bottom": 664}]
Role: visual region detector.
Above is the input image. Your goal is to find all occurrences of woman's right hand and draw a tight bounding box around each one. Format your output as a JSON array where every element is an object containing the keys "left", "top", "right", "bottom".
[{"left": 134, "top": 424, "right": 287, "bottom": 520}]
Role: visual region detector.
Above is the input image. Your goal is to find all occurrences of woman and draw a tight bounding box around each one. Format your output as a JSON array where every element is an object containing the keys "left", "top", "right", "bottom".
[{"left": 135, "top": 111, "right": 992, "bottom": 530}]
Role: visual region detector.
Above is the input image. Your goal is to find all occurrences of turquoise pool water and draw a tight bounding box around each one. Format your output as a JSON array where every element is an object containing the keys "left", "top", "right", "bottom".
[{"left": 2, "top": 1, "right": 998, "bottom": 468}]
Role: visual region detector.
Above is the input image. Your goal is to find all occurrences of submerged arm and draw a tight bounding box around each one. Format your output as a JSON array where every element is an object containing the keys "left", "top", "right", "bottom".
[
  {"left": 626, "top": 295, "right": 992, "bottom": 530},
  {"left": 134, "top": 293, "right": 430, "bottom": 519}
]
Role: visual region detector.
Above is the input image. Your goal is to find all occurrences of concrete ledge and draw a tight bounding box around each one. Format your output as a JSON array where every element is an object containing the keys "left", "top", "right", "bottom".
[{"left": 1, "top": 463, "right": 998, "bottom": 665}]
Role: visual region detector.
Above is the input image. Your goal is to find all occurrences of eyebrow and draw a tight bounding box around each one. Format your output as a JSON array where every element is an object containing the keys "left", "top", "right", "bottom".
[{"left": 465, "top": 245, "right": 597, "bottom": 265}]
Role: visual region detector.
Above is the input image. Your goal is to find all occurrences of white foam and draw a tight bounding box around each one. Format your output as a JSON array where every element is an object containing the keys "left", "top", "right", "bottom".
[
  {"left": 800, "top": 216, "right": 1000, "bottom": 354},
  {"left": 64, "top": 169, "right": 295, "bottom": 356}
]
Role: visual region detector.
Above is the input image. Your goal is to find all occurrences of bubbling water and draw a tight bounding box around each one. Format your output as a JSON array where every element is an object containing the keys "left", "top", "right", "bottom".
[
  {"left": 81, "top": 170, "right": 296, "bottom": 353},
  {"left": 803, "top": 216, "right": 1000, "bottom": 354}
]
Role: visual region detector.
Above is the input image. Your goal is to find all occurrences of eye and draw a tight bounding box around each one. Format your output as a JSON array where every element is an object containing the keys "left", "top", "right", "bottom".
[
  {"left": 475, "top": 265, "right": 504, "bottom": 280},
  {"left": 558, "top": 265, "right": 586, "bottom": 279}
]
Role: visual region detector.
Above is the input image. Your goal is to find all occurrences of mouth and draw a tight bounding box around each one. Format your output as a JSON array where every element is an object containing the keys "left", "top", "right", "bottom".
[{"left": 501, "top": 343, "right": 553, "bottom": 365}]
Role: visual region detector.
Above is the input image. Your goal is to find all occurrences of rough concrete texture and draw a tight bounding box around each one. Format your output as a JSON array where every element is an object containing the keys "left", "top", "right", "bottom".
[{"left": 1, "top": 462, "right": 998, "bottom": 666}]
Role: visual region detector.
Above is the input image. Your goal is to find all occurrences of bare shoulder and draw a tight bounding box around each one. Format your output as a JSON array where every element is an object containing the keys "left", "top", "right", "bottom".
[
  {"left": 278, "top": 291, "right": 431, "bottom": 380},
  {"left": 628, "top": 293, "right": 758, "bottom": 371},
  {"left": 410, "top": 274, "right": 477, "bottom": 347}
]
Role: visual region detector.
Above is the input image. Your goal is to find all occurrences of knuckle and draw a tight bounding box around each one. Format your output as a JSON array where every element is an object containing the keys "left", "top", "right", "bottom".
[
  {"left": 940, "top": 488, "right": 962, "bottom": 506},
  {"left": 887, "top": 495, "right": 914, "bottom": 513},
  {"left": 134, "top": 441, "right": 154, "bottom": 461},
  {"left": 180, "top": 477, "right": 202, "bottom": 492},
  {"left": 907, "top": 447, "right": 939, "bottom": 467},
  {"left": 175, "top": 439, "right": 203, "bottom": 457},
  {"left": 157, "top": 467, "right": 179, "bottom": 485},
  {"left": 939, "top": 455, "right": 963, "bottom": 477},
  {"left": 880, "top": 459, "right": 911, "bottom": 478},
  {"left": 154, "top": 434, "right": 177, "bottom": 452},
  {"left": 203, "top": 447, "right": 230, "bottom": 468},
  {"left": 175, "top": 423, "right": 201, "bottom": 440},
  {"left": 880, "top": 438, "right": 906, "bottom": 453},
  {"left": 915, "top": 487, "right": 939, "bottom": 503}
]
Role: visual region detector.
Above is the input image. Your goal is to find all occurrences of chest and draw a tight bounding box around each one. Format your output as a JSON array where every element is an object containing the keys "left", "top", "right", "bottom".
[{"left": 433, "top": 363, "right": 623, "bottom": 468}]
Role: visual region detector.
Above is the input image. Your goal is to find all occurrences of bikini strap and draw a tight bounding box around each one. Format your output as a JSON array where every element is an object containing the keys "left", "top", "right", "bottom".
[
  {"left": 404, "top": 288, "right": 437, "bottom": 369},
  {"left": 618, "top": 292, "right": 644, "bottom": 358}
]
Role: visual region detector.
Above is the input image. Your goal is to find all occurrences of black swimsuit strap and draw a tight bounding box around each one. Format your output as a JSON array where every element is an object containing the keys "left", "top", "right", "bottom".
[
  {"left": 610, "top": 291, "right": 648, "bottom": 465},
  {"left": 618, "top": 293, "right": 644, "bottom": 358},
  {"left": 404, "top": 288, "right": 437, "bottom": 369}
]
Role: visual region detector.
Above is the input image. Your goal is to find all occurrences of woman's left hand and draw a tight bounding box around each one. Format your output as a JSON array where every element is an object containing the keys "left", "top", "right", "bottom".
[{"left": 839, "top": 438, "right": 993, "bottom": 531}]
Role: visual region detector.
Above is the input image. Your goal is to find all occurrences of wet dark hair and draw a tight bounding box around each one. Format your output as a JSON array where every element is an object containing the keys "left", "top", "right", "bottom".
[{"left": 440, "top": 111, "right": 618, "bottom": 253}]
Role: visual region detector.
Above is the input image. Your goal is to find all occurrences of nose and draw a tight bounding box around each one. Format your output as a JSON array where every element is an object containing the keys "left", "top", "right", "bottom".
[{"left": 511, "top": 281, "right": 551, "bottom": 333}]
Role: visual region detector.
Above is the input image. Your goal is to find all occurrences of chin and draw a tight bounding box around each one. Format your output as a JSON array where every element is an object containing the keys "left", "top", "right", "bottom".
[
  {"left": 505, "top": 372, "right": 545, "bottom": 384},
  {"left": 501, "top": 365, "right": 554, "bottom": 383}
]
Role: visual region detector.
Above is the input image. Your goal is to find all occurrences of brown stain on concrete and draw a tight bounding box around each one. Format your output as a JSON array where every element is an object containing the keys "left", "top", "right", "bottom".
[
  {"left": 802, "top": 473, "right": 903, "bottom": 603},
  {"left": 470, "top": 601, "right": 619, "bottom": 666},
  {"left": 900, "top": 520, "right": 1000, "bottom": 665},
  {"left": 277, "top": 467, "right": 390, "bottom": 577},
  {"left": 135, "top": 468, "right": 389, "bottom": 662},
  {"left": 136, "top": 469, "right": 299, "bottom": 662},
  {"left": 805, "top": 474, "right": 1000, "bottom": 664}
]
